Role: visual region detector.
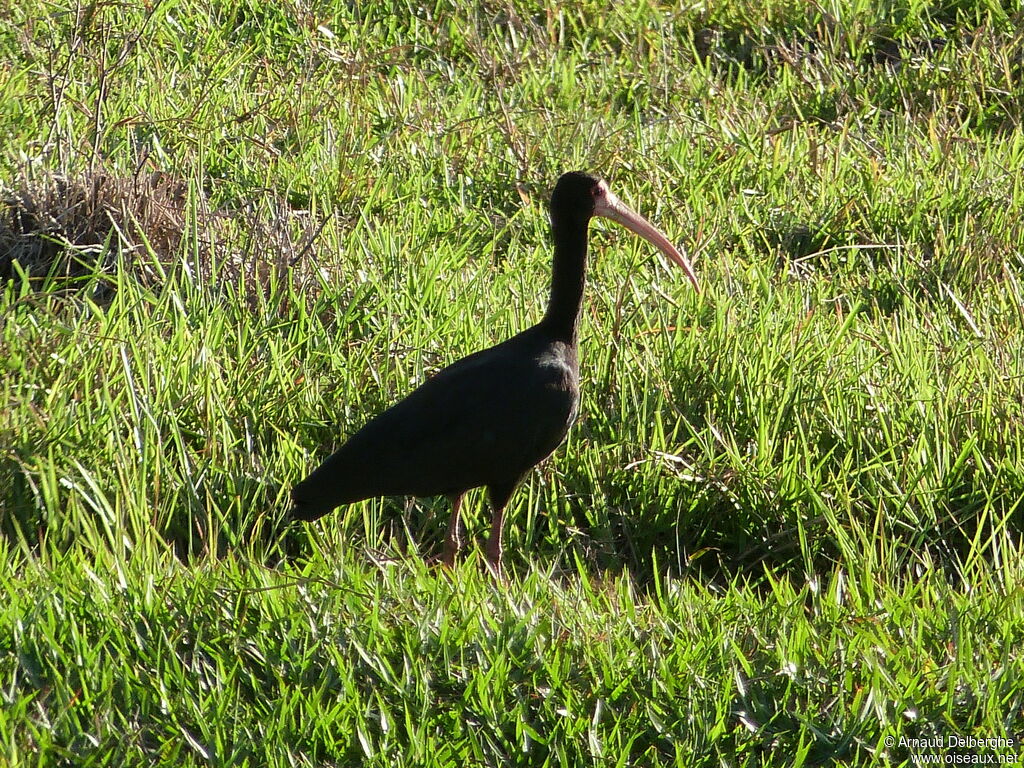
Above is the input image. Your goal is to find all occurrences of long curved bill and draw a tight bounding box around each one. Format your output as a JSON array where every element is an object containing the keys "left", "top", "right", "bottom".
[{"left": 593, "top": 182, "right": 700, "bottom": 292}]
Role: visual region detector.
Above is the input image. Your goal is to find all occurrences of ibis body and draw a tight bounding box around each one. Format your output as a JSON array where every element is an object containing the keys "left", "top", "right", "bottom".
[{"left": 290, "top": 172, "right": 698, "bottom": 569}]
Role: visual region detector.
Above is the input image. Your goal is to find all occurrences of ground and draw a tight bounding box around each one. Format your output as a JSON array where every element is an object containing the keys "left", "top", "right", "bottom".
[{"left": 1, "top": 1, "right": 1022, "bottom": 765}]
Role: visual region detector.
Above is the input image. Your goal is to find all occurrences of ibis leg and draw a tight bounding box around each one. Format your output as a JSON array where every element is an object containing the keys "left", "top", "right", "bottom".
[
  {"left": 484, "top": 480, "right": 520, "bottom": 574},
  {"left": 441, "top": 493, "right": 465, "bottom": 567}
]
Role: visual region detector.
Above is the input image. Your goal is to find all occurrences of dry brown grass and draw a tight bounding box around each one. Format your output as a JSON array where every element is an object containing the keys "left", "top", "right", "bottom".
[{"left": 0, "top": 165, "right": 327, "bottom": 300}]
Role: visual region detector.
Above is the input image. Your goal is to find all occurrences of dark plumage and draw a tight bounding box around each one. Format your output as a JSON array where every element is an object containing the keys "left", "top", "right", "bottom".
[{"left": 291, "top": 172, "right": 698, "bottom": 570}]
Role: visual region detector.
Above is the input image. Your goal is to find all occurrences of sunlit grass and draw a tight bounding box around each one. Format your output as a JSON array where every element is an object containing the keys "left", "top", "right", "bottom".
[{"left": 1, "top": 0, "right": 1023, "bottom": 764}]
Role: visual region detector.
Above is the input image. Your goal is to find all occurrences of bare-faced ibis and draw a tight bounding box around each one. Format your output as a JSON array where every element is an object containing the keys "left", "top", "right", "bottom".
[{"left": 291, "top": 172, "right": 698, "bottom": 571}]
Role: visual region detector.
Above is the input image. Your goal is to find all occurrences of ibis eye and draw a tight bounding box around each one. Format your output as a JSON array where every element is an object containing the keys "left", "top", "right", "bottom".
[{"left": 593, "top": 186, "right": 604, "bottom": 197}]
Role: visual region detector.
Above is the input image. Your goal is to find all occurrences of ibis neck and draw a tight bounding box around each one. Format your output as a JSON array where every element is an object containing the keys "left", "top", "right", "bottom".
[{"left": 540, "top": 214, "right": 589, "bottom": 343}]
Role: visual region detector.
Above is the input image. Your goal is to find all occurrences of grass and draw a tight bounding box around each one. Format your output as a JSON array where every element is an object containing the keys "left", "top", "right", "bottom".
[
  {"left": 1, "top": 0, "right": 1023, "bottom": 764},
  {"left": 3, "top": 547, "right": 1021, "bottom": 765}
]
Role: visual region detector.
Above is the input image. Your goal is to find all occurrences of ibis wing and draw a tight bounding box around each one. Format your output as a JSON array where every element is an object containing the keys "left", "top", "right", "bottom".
[{"left": 350, "top": 344, "right": 576, "bottom": 494}]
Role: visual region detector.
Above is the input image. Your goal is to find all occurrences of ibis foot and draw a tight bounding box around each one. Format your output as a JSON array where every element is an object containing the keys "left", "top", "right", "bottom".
[
  {"left": 484, "top": 534, "right": 503, "bottom": 576},
  {"left": 484, "top": 480, "right": 518, "bottom": 578},
  {"left": 440, "top": 492, "right": 465, "bottom": 567}
]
